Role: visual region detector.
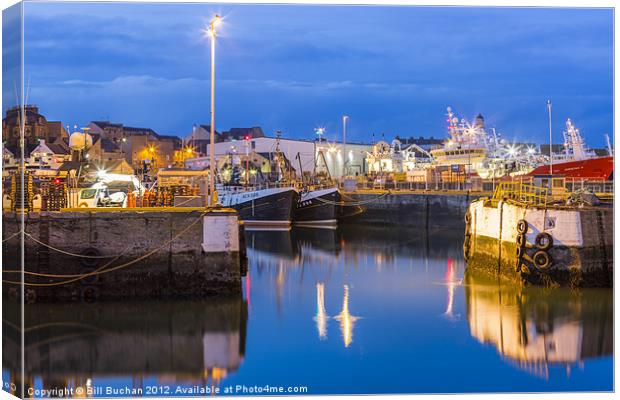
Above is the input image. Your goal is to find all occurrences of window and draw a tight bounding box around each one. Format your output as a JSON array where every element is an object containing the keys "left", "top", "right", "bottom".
[
  {"left": 80, "top": 189, "right": 98, "bottom": 199},
  {"left": 251, "top": 141, "right": 256, "bottom": 149}
]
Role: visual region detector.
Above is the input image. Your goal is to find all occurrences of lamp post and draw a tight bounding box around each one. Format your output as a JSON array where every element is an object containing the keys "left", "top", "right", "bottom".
[
  {"left": 207, "top": 14, "right": 222, "bottom": 206},
  {"left": 121, "top": 137, "right": 127, "bottom": 173},
  {"left": 342, "top": 115, "right": 348, "bottom": 177}
]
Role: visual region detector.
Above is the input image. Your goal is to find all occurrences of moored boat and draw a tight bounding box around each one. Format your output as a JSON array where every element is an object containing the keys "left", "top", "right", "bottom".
[
  {"left": 527, "top": 155, "right": 613, "bottom": 180},
  {"left": 218, "top": 185, "right": 298, "bottom": 230},
  {"left": 294, "top": 186, "right": 339, "bottom": 227}
]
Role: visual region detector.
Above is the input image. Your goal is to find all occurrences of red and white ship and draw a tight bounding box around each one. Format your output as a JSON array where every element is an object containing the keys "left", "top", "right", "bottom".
[{"left": 528, "top": 119, "right": 613, "bottom": 180}]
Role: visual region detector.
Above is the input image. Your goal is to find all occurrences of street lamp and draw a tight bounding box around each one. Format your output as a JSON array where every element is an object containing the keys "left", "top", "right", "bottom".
[
  {"left": 342, "top": 115, "right": 349, "bottom": 177},
  {"left": 206, "top": 14, "right": 222, "bottom": 207}
]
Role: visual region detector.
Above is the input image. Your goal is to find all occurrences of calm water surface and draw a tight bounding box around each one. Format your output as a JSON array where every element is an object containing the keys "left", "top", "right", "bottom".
[{"left": 5, "top": 225, "right": 613, "bottom": 395}]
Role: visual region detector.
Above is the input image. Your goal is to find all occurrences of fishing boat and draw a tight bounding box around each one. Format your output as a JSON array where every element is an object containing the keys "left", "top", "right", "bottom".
[
  {"left": 528, "top": 119, "right": 613, "bottom": 180},
  {"left": 429, "top": 107, "right": 538, "bottom": 179},
  {"left": 218, "top": 184, "right": 298, "bottom": 230},
  {"left": 294, "top": 186, "right": 340, "bottom": 227}
]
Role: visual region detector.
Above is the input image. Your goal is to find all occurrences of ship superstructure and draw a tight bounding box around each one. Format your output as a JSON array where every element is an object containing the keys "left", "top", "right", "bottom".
[
  {"left": 557, "top": 118, "right": 597, "bottom": 162},
  {"left": 430, "top": 107, "right": 536, "bottom": 179}
]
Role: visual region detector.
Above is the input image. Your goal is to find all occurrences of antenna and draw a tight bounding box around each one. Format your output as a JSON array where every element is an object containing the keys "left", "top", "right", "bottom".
[
  {"left": 564, "top": 119, "right": 589, "bottom": 160},
  {"left": 605, "top": 134, "right": 613, "bottom": 156},
  {"left": 24, "top": 75, "right": 31, "bottom": 106}
]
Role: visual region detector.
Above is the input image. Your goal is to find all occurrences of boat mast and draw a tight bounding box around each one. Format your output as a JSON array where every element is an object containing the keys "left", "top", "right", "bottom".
[
  {"left": 605, "top": 134, "right": 613, "bottom": 156},
  {"left": 547, "top": 100, "right": 553, "bottom": 175},
  {"left": 565, "top": 119, "right": 588, "bottom": 161}
]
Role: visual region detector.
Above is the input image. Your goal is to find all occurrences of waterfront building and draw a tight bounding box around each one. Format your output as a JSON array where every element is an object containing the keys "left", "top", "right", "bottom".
[
  {"left": 396, "top": 135, "right": 444, "bottom": 151},
  {"left": 88, "top": 121, "right": 182, "bottom": 173},
  {"left": 29, "top": 139, "right": 71, "bottom": 169},
  {"left": 186, "top": 125, "right": 266, "bottom": 144},
  {"left": 366, "top": 139, "right": 432, "bottom": 174},
  {"left": 185, "top": 133, "right": 373, "bottom": 179},
  {"left": 86, "top": 134, "right": 125, "bottom": 163},
  {"left": 2, "top": 146, "right": 15, "bottom": 166},
  {"left": 2, "top": 105, "right": 69, "bottom": 148}
]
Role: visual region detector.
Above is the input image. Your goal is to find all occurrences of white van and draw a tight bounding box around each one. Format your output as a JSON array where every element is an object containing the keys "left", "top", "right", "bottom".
[{"left": 75, "top": 182, "right": 128, "bottom": 208}]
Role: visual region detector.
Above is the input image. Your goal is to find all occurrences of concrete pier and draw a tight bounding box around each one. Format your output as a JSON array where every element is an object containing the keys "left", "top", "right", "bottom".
[
  {"left": 465, "top": 199, "right": 613, "bottom": 287},
  {"left": 2, "top": 208, "right": 244, "bottom": 302}
]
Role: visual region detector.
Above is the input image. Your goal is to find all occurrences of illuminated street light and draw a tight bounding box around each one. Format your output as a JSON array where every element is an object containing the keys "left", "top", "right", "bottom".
[{"left": 315, "top": 127, "right": 325, "bottom": 144}]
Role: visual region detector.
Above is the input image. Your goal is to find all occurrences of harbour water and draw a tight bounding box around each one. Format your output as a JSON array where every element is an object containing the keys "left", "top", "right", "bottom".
[{"left": 3, "top": 224, "right": 612, "bottom": 395}]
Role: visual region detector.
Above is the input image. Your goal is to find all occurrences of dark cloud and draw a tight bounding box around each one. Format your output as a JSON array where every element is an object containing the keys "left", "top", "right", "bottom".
[{"left": 18, "top": 3, "right": 613, "bottom": 146}]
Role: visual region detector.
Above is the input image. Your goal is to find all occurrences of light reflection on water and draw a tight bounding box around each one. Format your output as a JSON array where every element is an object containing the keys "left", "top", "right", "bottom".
[{"left": 3, "top": 225, "right": 613, "bottom": 396}]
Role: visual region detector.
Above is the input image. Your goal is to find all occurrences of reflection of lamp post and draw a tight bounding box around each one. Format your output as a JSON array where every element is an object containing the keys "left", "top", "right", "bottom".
[{"left": 206, "top": 15, "right": 222, "bottom": 206}]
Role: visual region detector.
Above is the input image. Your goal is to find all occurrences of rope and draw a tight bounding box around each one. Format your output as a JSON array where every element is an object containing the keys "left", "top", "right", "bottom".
[
  {"left": 172, "top": 195, "right": 201, "bottom": 207},
  {"left": 2, "top": 230, "right": 22, "bottom": 242},
  {"left": 2, "top": 211, "right": 207, "bottom": 286},
  {"left": 313, "top": 190, "right": 391, "bottom": 207},
  {"left": 24, "top": 233, "right": 120, "bottom": 258}
]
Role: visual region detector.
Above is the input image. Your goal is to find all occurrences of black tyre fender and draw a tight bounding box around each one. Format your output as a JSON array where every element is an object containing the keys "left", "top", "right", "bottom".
[
  {"left": 80, "top": 266, "right": 99, "bottom": 285},
  {"left": 516, "top": 219, "right": 528, "bottom": 234},
  {"left": 516, "top": 246, "right": 524, "bottom": 259},
  {"left": 535, "top": 232, "right": 553, "bottom": 251},
  {"left": 533, "top": 251, "right": 552, "bottom": 270},
  {"left": 464, "top": 212, "right": 472, "bottom": 224},
  {"left": 516, "top": 233, "right": 526, "bottom": 248},
  {"left": 80, "top": 247, "right": 101, "bottom": 268},
  {"left": 25, "top": 289, "right": 36, "bottom": 304},
  {"left": 81, "top": 286, "right": 99, "bottom": 303},
  {"left": 463, "top": 236, "right": 471, "bottom": 260}
]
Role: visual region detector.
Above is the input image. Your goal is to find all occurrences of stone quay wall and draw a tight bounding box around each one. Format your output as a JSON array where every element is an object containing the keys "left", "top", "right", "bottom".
[
  {"left": 465, "top": 199, "right": 613, "bottom": 287},
  {"left": 343, "top": 191, "right": 482, "bottom": 229},
  {"left": 2, "top": 209, "right": 243, "bottom": 301}
]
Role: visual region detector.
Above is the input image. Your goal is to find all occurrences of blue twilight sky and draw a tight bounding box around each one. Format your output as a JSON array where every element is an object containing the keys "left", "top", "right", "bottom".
[{"left": 16, "top": 2, "right": 614, "bottom": 146}]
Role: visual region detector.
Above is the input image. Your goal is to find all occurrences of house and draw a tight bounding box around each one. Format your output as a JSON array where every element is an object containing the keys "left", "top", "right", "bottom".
[
  {"left": 29, "top": 139, "right": 71, "bottom": 169},
  {"left": 184, "top": 125, "right": 266, "bottom": 155},
  {"left": 2, "top": 105, "right": 68, "bottom": 148},
  {"left": 88, "top": 121, "right": 182, "bottom": 174},
  {"left": 86, "top": 134, "right": 125, "bottom": 162},
  {"left": 2, "top": 146, "right": 15, "bottom": 166}
]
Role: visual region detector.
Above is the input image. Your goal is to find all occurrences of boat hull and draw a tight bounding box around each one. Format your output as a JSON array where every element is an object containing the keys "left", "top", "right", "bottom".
[
  {"left": 528, "top": 156, "right": 613, "bottom": 180},
  {"left": 221, "top": 187, "right": 297, "bottom": 229},
  {"left": 294, "top": 187, "right": 339, "bottom": 227}
]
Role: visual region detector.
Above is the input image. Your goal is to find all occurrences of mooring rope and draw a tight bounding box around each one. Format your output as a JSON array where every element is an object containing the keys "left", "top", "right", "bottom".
[
  {"left": 2, "top": 230, "right": 22, "bottom": 243},
  {"left": 312, "top": 190, "right": 392, "bottom": 207},
  {"left": 2, "top": 211, "right": 207, "bottom": 286},
  {"left": 24, "top": 233, "right": 121, "bottom": 259}
]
